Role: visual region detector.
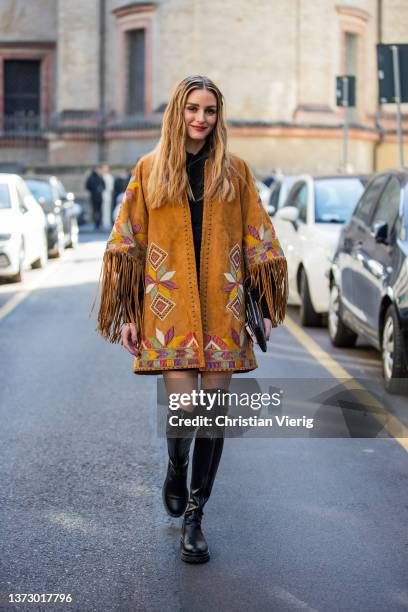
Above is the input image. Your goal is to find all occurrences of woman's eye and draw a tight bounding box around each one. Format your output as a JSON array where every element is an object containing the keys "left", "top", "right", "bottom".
[{"left": 186, "top": 107, "right": 216, "bottom": 114}]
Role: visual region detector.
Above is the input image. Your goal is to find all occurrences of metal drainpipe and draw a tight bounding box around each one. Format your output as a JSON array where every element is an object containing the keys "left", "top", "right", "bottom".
[{"left": 98, "top": 0, "right": 106, "bottom": 163}]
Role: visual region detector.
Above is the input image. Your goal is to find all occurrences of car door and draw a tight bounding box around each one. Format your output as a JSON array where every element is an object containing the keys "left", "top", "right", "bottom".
[
  {"left": 348, "top": 174, "right": 389, "bottom": 328},
  {"left": 275, "top": 181, "right": 308, "bottom": 301},
  {"left": 353, "top": 176, "right": 401, "bottom": 341},
  {"left": 268, "top": 181, "right": 281, "bottom": 216},
  {"left": 14, "top": 181, "right": 34, "bottom": 264},
  {"left": 53, "top": 178, "right": 70, "bottom": 236},
  {"left": 16, "top": 179, "right": 45, "bottom": 263}
]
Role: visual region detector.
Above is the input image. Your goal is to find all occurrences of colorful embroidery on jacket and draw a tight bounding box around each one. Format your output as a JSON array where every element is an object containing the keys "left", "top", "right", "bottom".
[
  {"left": 243, "top": 222, "right": 284, "bottom": 266},
  {"left": 203, "top": 331, "right": 255, "bottom": 370},
  {"left": 93, "top": 153, "right": 288, "bottom": 373},
  {"left": 136, "top": 329, "right": 200, "bottom": 369},
  {"left": 224, "top": 243, "right": 244, "bottom": 321},
  {"left": 146, "top": 242, "right": 178, "bottom": 320}
]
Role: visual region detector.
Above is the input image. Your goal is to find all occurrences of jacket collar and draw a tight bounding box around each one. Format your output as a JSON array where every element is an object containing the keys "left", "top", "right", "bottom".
[{"left": 186, "top": 138, "right": 210, "bottom": 161}]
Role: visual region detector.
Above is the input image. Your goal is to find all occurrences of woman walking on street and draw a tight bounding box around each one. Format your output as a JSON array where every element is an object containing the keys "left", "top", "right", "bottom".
[{"left": 92, "top": 75, "right": 288, "bottom": 563}]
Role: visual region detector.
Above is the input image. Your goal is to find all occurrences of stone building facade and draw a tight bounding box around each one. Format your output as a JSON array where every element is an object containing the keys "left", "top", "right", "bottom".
[{"left": 0, "top": 0, "right": 407, "bottom": 185}]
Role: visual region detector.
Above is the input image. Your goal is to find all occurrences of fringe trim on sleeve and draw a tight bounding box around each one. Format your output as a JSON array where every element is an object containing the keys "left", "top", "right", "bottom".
[
  {"left": 245, "top": 256, "right": 288, "bottom": 327},
  {"left": 89, "top": 249, "right": 145, "bottom": 344}
]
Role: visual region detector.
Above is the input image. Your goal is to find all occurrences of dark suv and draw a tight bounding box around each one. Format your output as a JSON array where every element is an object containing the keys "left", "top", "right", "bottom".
[
  {"left": 328, "top": 169, "right": 408, "bottom": 393},
  {"left": 25, "top": 175, "right": 80, "bottom": 257}
]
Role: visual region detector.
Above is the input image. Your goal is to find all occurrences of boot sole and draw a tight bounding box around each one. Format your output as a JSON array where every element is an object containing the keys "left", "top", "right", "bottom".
[
  {"left": 180, "top": 538, "right": 210, "bottom": 563},
  {"left": 162, "top": 484, "right": 187, "bottom": 518}
]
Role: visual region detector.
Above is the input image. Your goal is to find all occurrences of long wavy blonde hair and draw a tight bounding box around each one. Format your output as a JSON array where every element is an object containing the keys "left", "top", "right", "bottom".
[{"left": 145, "top": 75, "right": 237, "bottom": 209}]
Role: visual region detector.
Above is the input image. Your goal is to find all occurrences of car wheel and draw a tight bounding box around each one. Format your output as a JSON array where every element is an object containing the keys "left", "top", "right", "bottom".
[
  {"left": 10, "top": 239, "right": 25, "bottom": 282},
  {"left": 67, "top": 218, "right": 79, "bottom": 249},
  {"left": 31, "top": 231, "right": 48, "bottom": 269},
  {"left": 328, "top": 282, "right": 357, "bottom": 347},
  {"left": 382, "top": 305, "right": 408, "bottom": 394},
  {"left": 50, "top": 226, "right": 65, "bottom": 258},
  {"left": 299, "top": 268, "right": 322, "bottom": 327}
]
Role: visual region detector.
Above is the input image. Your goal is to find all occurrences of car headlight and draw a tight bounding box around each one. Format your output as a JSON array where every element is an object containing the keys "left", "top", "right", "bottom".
[
  {"left": 0, "top": 233, "right": 11, "bottom": 241},
  {"left": 47, "top": 213, "right": 56, "bottom": 225}
]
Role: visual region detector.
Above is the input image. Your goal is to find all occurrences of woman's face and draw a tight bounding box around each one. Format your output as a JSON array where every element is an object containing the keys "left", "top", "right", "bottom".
[{"left": 184, "top": 88, "right": 217, "bottom": 144}]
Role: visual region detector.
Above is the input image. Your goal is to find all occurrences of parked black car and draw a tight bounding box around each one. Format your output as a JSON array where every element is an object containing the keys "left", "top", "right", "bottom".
[
  {"left": 328, "top": 169, "right": 408, "bottom": 393},
  {"left": 25, "top": 176, "right": 80, "bottom": 257}
]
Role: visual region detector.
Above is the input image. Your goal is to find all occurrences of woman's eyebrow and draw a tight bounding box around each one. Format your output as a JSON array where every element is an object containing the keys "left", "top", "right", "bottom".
[{"left": 186, "top": 103, "right": 217, "bottom": 109}]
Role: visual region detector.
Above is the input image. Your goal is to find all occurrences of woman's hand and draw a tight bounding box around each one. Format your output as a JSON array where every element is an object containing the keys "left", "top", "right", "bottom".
[
  {"left": 121, "top": 323, "right": 141, "bottom": 357},
  {"left": 264, "top": 318, "right": 272, "bottom": 341}
]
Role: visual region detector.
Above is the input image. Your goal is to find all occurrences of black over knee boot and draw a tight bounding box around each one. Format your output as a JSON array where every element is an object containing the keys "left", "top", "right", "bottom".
[
  {"left": 162, "top": 407, "right": 197, "bottom": 517},
  {"left": 180, "top": 388, "right": 229, "bottom": 563}
]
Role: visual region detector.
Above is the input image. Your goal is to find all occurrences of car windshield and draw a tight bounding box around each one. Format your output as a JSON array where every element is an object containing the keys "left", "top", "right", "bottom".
[
  {"left": 0, "top": 183, "right": 11, "bottom": 209},
  {"left": 314, "top": 178, "right": 366, "bottom": 223},
  {"left": 26, "top": 179, "right": 53, "bottom": 201},
  {"left": 278, "top": 177, "right": 299, "bottom": 208}
]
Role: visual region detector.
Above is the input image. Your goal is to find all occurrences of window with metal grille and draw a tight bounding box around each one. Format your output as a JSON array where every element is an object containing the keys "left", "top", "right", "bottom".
[
  {"left": 4, "top": 59, "right": 41, "bottom": 131},
  {"left": 126, "top": 29, "right": 145, "bottom": 115}
]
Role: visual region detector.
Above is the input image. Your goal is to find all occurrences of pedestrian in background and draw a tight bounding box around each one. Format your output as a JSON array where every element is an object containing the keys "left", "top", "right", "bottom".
[
  {"left": 100, "top": 164, "right": 114, "bottom": 230},
  {"left": 112, "top": 169, "right": 132, "bottom": 224},
  {"left": 85, "top": 167, "right": 105, "bottom": 230},
  {"left": 92, "top": 75, "right": 288, "bottom": 564}
]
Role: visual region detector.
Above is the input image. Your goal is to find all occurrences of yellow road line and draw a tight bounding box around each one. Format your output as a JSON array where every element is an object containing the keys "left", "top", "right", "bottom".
[
  {"left": 0, "top": 260, "right": 63, "bottom": 322},
  {"left": 284, "top": 314, "right": 408, "bottom": 453}
]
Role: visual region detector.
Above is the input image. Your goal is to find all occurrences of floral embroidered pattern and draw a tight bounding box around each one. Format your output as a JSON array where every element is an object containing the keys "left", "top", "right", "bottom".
[
  {"left": 204, "top": 329, "right": 247, "bottom": 351},
  {"left": 136, "top": 329, "right": 200, "bottom": 368},
  {"left": 106, "top": 176, "right": 147, "bottom": 263},
  {"left": 224, "top": 244, "right": 244, "bottom": 321},
  {"left": 133, "top": 328, "right": 256, "bottom": 371},
  {"left": 243, "top": 222, "right": 284, "bottom": 266},
  {"left": 146, "top": 263, "right": 177, "bottom": 299},
  {"left": 203, "top": 331, "right": 255, "bottom": 370}
]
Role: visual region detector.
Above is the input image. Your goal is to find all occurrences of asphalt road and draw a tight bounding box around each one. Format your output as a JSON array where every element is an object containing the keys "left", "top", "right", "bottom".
[{"left": 0, "top": 232, "right": 407, "bottom": 612}]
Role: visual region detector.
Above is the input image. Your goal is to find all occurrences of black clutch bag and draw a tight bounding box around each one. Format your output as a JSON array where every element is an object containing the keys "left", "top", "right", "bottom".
[{"left": 244, "top": 280, "right": 268, "bottom": 352}]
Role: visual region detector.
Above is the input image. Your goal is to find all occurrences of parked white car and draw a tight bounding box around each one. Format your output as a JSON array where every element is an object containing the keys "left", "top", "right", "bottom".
[
  {"left": 0, "top": 174, "right": 48, "bottom": 282},
  {"left": 273, "top": 174, "right": 369, "bottom": 326},
  {"left": 268, "top": 175, "right": 302, "bottom": 214}
]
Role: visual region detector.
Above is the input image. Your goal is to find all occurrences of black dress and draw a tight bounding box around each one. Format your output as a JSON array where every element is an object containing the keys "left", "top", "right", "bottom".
[{"left": 186, "top": 139, "right": 209, "bottom": 285}]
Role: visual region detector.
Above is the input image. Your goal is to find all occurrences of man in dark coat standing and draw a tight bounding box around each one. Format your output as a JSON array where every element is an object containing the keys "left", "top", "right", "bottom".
[{"left": 85, "top": 168, "right": 105, "bottom": 230}]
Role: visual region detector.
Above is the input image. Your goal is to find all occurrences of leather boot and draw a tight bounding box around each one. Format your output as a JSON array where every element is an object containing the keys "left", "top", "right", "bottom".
[
  {"left": 180, "top": 388, "right": 229, "bottom": 563},
  {"left": 162, "top": 406, "right": 197, "bottom": 517}
]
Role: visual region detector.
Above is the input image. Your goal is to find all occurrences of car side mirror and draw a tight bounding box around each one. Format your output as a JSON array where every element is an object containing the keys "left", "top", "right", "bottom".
[
  {"left": 276, "top": 206, "right": 299, "bottom": 224},
  {"left": 373, "top": 221, "right": 388, "bottom": 244}
]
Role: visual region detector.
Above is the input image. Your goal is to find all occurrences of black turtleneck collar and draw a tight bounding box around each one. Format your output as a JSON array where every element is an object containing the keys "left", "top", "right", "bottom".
[{"left": 186, "top": 138, "right": 210, "bottom": 161}]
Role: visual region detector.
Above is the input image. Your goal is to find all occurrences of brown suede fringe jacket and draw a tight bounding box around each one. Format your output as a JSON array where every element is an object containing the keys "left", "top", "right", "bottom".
[{"left": 92, "top": 151, "right": 288, "bottom": 375}]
